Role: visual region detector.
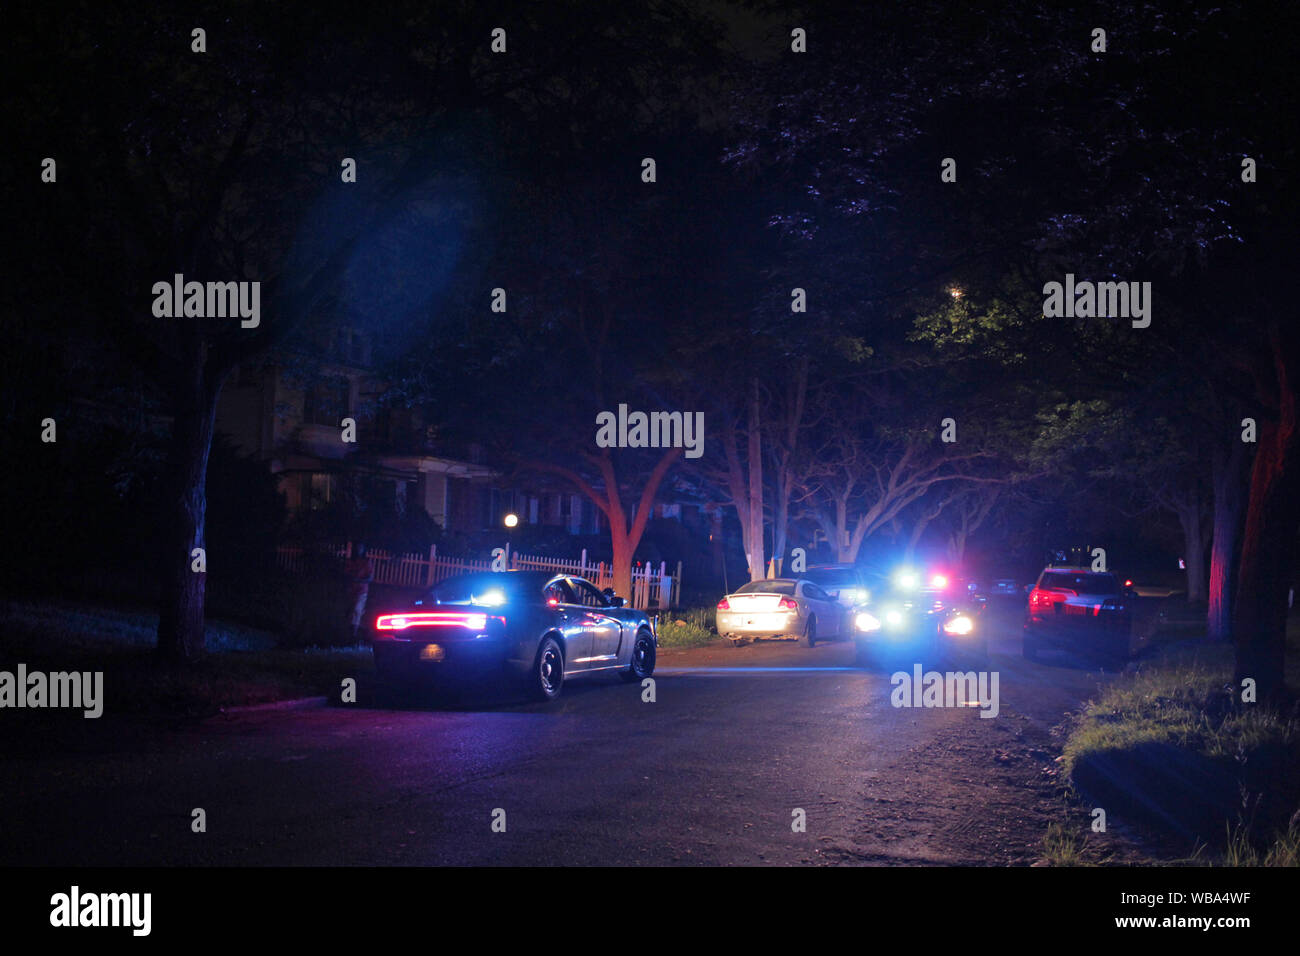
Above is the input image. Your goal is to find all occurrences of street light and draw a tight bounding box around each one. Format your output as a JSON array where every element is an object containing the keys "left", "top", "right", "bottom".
[{"left": 504, "top": 512, "right": 518, "bottom": 568}]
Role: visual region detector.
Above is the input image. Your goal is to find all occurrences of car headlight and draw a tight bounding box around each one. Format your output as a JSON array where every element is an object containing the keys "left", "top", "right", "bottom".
[
  {"left": 882, "top": 606, "right": 906, "bottom": 627},
  {"left": 943, "top": 615, "right": 975, "bottom": 636},
  {"left": 892, "top": 569, "right": 919, "bottom": 590},
  {"left": 854, "top": 611, "right": 882, "bottom": 632}
]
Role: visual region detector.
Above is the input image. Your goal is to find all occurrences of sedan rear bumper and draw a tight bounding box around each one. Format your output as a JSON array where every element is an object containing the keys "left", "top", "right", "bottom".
[
  {"left": 372, "top": 633, "right": 512, "bottom": 680},
  {"left": 716, "top": 609, "right": 802, "bottom": 640}
]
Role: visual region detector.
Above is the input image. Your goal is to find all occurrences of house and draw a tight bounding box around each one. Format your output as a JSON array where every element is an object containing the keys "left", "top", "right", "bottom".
[{"left": 214, "top": 324, "right": 605, "bottom": 539}]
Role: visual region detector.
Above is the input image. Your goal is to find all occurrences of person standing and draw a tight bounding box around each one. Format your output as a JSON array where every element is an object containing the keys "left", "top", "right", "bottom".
[{"left": 344, "top": 543, "right": 375, "bottom": 641}]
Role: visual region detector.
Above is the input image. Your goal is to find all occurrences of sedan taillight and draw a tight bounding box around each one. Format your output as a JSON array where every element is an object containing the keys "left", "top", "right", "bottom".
[
  {"left": 778, "top": 597, "right": 798, "bottom": 610},
  {"left": 717, "top": 597, "right": 731, "bottom": 610},
  {"left": 1029, "top": 588, "right": 1074, "bottom": 609},
  {"left": 375, "top": 612, "right": 492, "bottom": 631}
]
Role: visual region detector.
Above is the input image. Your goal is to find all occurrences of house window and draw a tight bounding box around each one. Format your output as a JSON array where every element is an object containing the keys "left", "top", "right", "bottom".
[
  {"left": 309, "top": 473, "right": 333, "bottom": 510},
  {"left": 304, "top": 377, "right": 349, "bottom": 426}
]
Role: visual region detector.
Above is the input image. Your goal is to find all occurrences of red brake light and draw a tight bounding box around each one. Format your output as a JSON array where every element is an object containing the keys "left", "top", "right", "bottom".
[
  {"left": 1029, "top": 588, "right": 1075, "bottom": 608},
  {"left": 778, "top": 597, "right": 798, "bottom": 610},
  {"left": 1124, "top": 579, "right": 1133, "bottom": 587},
  {"left": 376, "top": 612, "right": 490, "bottom": 631},
  {"left": 717, "top": 597, "right": 731, "bottom": 610}
]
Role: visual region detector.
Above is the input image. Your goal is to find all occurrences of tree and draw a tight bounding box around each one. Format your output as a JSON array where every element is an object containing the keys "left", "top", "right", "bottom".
[
  {"left": 728, "top": 0, "right": 1299, "bottom": 697},
  {"left": 17, "top": 1, "right": 730, "bottom": 658}
]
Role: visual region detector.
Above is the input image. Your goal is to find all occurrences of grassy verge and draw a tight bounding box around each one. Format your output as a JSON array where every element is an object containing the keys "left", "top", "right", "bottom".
[
  {"left": 0, "top": 597, "right": 370, "bottom": 718},
  {"left": 656, "top": 607, "right": 719, "bottom": 648},
  {"left": 1041, "top": 822, "right": 1099, "bottom": 866},
  {"left": 1052, "top": 620, "right": 1300, "bottom": 865}
]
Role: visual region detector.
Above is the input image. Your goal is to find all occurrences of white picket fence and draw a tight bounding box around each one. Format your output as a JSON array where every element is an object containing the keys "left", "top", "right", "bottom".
[{"left": 274, "top": 543, "right": 679, "bottom": 610}]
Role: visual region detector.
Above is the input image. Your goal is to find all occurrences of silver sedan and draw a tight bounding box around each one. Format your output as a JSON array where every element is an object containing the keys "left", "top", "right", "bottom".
[{"left": 716, "top": 578, "right": 844, "bottom": 647}]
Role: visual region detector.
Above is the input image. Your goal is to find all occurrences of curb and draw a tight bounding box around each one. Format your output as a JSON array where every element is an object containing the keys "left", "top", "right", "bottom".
[{"left": 218, "top": 695, "right": 328, "bottom": 715}]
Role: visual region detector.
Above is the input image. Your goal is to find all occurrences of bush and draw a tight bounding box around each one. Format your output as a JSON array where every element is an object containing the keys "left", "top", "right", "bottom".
[{"left": 656, "top": 607, "right": 716, "bottom": 648}]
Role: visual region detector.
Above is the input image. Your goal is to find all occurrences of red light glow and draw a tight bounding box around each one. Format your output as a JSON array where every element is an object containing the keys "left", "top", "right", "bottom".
[{"left": 376, "top": 612, "right": 489, "bottom": 631}]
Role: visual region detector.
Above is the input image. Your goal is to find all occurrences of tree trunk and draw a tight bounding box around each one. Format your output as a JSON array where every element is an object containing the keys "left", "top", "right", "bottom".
[
  {"left": 904, "top": 513, "right": 931, "bottom": 563},
  {"left": 769, "top": 358, "right": 809, "bottom": 578},
  {"left": 948, "top": 530, "right": 967, "bottom": 568},
  {"left": 1232, "top": 405, "right": 1300, "bottom": 702},
  {"left": 1176, "top": 503, "right": 1207, "bottom": 604},
  {"left": 746, "top": 378, "right": 765, "bottom": 580},
  {"left": 610, "top": 527, "right": 634, "bottom": 607},
  {"left": 836, "top": 497, "right": 851, "bottom": 562},
  {"left": 772, "top": 473, "right": 790, "bottom": 576},
  {"left": 157, "top": 364, "right": 223, "bottom": 661},
  {"left": 1208, "top": 437, "right": 1248, "bottom": 641},
  {"left": 592, "top": 447, "right": 680, "bottom": 605}
]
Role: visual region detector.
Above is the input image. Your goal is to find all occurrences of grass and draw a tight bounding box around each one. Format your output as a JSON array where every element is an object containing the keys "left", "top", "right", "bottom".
[
  {"left": 0, "top": 597, "right": 371, "bottom": 717},
  {"left": 1061, "top": 649, "right": 1299, "bottom": 779},
  {"left": 1224, "top": 822, "right": 1300, "bottom": 866},
  {"left": 655, "top": 607, "right": 719, "bottom": 648},
  {"left": 1057, "top": 620, "right": 1300, "bottom": 864},
  {"left": 1040, "top": 821, "right": 1100, "bottom": 866}
]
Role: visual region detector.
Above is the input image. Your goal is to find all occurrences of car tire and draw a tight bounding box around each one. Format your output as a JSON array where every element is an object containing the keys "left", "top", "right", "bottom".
[
  {"left": 621, "top": 629, "right": 657, "bottom": 682},
  {"left": 804, "top": 616, "right": 818, "bottom": 648},
  {"left": 529, "top": 636, "right": 565, "bottom": 701}
]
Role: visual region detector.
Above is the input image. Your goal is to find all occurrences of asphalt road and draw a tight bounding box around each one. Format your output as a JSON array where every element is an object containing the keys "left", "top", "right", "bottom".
[{"left": 0, "top": 601, "right": 1150, "bottom": 866}]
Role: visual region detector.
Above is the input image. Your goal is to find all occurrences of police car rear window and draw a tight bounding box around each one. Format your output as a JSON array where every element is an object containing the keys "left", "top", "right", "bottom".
[{"left": 1040, "top": 572, "right": 1118, "bottom": 594}]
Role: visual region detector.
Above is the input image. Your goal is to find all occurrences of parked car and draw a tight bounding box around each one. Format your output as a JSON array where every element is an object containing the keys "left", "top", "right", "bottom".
[
  {"left": 986, "top": 575, "right": 1025, "bottom": 599},
  {"left": 371, "top": 570, "right": 657, "bottom": 700},
  {"left": 802, "top": 564, "right": 877, "bottom": 632},
  {"left": 851, "top": 566, "right": 987, "bottom": 666},
  {"left": 803, "top": 564, "right": 874, "bottom": 607},
  {"left": 717, "top": 578, "right": 844, "bottom": 646},
  {"left": 1023, "top": 566, "right": 1134, "bottom": 665}
]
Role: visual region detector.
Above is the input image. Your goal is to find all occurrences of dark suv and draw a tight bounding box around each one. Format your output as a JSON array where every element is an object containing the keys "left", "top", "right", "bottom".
[
  {"left": 1023, "top": 566, "right": 1134, "bottom": 665},
  {"left": 802, "top": 564, "right": 873, "bottom": 607}
]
